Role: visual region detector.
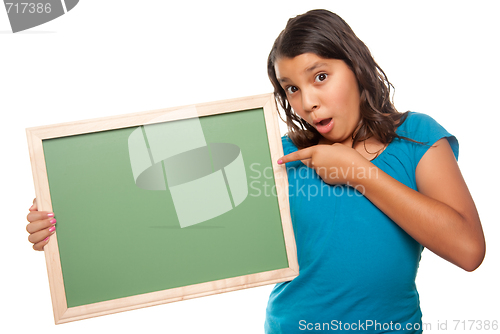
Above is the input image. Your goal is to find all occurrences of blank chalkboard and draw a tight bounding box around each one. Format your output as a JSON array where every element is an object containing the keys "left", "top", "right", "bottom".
[{"left": 26, "top": 94, "right": 298, "bottom": 324}]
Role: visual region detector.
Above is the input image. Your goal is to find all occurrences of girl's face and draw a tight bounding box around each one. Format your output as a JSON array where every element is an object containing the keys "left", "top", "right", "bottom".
[{"left": 274, "top": 53, "right": 361, "bottom": 146}]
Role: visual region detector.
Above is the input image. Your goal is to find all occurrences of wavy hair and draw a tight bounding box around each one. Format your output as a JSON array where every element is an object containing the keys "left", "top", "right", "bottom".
[{"left": 268, "top": 9, "right": 410, "bottom": 150}]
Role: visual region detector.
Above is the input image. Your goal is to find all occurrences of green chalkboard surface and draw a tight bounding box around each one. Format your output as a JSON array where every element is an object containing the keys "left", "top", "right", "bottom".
[
  {"left": 27, "top": 94, "right": 298, "bottom": 323},
  {"left": 44, "top": 108, "right": 288, "bottom": 307}
]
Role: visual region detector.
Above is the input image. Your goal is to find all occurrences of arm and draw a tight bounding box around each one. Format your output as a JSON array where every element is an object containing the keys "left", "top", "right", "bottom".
[
  {"left": 352, "top": 138, "right": 485, "bottom": 271},
  {"left": 278, "top": 139, "right": 485, "bottom": 271}
]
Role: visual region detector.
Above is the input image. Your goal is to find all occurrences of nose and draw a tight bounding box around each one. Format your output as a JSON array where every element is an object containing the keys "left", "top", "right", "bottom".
[{"left": 301, "top": 87, "right": 320, "bottom": 113}]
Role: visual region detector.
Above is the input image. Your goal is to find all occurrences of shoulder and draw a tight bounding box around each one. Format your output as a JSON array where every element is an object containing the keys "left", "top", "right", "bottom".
[
  {"left": 396, "top": 112, "right": 459, "bottom": 160},
  {"left": 398, "top": 112, "right": 446, "bottom": 137}
]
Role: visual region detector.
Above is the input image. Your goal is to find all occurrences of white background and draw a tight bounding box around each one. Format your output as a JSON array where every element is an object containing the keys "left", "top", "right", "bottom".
[{"left": 1, "top": 1, "right": 499, "bottom": 333}]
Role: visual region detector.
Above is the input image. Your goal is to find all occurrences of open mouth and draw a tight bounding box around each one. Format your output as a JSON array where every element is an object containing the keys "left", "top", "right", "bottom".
[
  {"left": 314, "top": 118, "right": 334, "bottom": 134},
  {"left": 316, "top": 118, "right": 332, "bottom": 126}
]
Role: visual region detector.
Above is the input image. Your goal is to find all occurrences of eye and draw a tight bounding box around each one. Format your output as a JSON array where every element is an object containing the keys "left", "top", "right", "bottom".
[
  {"left": 286, "top": 86, "right": 298, "bottom": 94},
  {"left": 315, "top": 73, "right": 327, "bottom": 82}
]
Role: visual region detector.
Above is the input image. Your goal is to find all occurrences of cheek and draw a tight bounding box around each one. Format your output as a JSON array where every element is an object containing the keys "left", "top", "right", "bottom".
[
  {"left": 335, "top": 85, "right": 361, "bottom": 118},
  {"left": 290, "top": 105, "right": 310, "bottom": 124}
]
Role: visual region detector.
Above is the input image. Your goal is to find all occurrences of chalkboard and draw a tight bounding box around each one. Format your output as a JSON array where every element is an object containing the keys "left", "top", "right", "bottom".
[{"left": 26, "top": 94, "right": 298, "bottom": 324}]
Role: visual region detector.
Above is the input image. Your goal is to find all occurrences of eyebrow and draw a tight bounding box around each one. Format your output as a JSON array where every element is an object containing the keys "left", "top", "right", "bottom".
[
  {"left": 277, "top": 62, "right": 329, "bottom": 84},
  {"left": 306, "top": 62, "right": 328, "bottom": 73}
]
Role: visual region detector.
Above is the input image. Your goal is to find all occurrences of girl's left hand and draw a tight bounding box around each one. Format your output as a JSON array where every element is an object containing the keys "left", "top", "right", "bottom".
[
  {"left": 277, "top": 144, "right": 367, "bottom": 185},
  {"left": 26, "top": 198, "right": 56, "bottom": 251}
]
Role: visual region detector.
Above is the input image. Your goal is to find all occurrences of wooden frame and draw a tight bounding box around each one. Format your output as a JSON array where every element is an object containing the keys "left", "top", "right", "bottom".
[{"left": 26, "top": 93, "right": 298, "bottom": 324}]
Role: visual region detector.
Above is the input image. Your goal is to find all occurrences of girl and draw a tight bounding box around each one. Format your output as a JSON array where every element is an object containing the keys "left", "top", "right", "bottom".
[
  {"left": 264, "top": 9, "right": 484, "bottom": 333},
  {"left": 25, "top": 9, "right": 485, "bottom": 333}
]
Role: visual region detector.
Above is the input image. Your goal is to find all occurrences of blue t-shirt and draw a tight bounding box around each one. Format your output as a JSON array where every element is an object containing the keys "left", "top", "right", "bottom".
[{"left": 265, "top": 112, "right": 459, "bottom": 333}]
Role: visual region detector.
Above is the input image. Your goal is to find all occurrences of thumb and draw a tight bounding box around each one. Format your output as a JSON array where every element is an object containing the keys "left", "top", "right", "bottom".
[{"left": 29, "top": 198, "right": 38, "bottom": 212}]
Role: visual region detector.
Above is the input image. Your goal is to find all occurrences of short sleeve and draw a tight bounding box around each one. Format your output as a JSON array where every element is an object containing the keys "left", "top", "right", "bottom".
[{"left": 397, "top": 112, "right": 459, "bottom": 166}]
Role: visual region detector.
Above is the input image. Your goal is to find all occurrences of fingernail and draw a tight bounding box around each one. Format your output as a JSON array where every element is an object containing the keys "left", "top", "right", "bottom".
[
  {"left": 277, "top": 159, "right": 283, "bottom": 165},
  {"left": 44, "top": 237, "right": 49, "bottom": 242},
  {"left": 49, "top": 226, "right": 56, "bottom": 233},
  {"left": 50, "top": 218, "right": 56, "bottom": 225},
  {"left": 29, "top": 204, "right": 34, "bottom": 210},
  {"left": 47, "top": 213, "right": 54, "bottom": 218}
]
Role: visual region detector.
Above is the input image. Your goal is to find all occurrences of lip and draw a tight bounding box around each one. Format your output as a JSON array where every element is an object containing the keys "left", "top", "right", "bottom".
[{"left": 313, "top": 117, "right": 334, "bottom": 134}]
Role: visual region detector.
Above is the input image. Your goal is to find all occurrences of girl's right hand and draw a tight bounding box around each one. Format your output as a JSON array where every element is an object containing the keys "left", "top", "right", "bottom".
[{"left": 26, "top": 198, "right": 56, "bottom": 251}]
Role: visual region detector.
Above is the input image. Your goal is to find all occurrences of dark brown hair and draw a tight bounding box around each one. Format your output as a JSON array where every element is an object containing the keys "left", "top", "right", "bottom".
[{"left": 268, "top": 9, "right": 410, "bottom": 149}]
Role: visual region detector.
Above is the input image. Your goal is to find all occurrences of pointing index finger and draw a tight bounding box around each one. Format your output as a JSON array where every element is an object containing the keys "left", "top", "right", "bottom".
[{"left": 277, "top": 147, "right": 314, "bottom": 165}]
